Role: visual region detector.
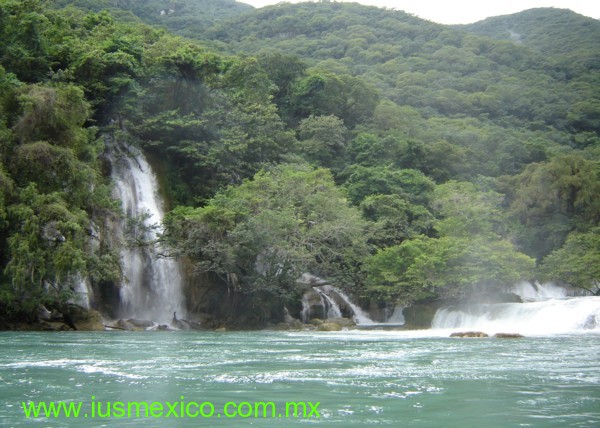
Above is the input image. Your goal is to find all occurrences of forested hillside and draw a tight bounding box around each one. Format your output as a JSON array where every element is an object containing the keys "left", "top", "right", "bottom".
[
  {"left": 51, "top": 0, "right": 253, "bottom": 37},
  {"left": 460, "top": 8, "right": 600, "bottom": 74},
  {"left": 0, "top": 0, "right": 598, "bottom": 326}
]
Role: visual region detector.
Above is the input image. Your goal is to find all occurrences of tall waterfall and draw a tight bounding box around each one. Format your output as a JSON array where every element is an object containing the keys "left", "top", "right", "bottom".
[{"left": 108, "top": 141, "right": 185, "bottom": 323}]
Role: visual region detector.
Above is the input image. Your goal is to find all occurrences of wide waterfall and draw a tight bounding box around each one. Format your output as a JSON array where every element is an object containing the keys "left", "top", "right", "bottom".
[
  {"left": 432, "top": 283, "right": 600, "bottom": 335},
  {"left": 108, "top": 141, "right": 185, "bottom": 323}
]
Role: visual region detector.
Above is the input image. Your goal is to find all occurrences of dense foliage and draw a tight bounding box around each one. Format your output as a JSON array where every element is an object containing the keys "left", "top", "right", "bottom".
[
  {"left": 51, "top": 0, "right": 252, "bottom": 39},
  {"left": 0, "top": 0, "right": 598, "bottom": 324},
  {"left": 461, "top": 8, "right": 600, "bottom": 75},
  {"left": 162, "top": 165, "right": 368, "bottom": 322}
]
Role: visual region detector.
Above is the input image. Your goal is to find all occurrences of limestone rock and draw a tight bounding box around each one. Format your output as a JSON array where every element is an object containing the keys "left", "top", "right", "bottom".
[
  {"left": 317, "top": 322, "right": 343, "bottom": 331},
  {"left": 450, "top": 331, "right": 489, "bottom": 338},
  {"left": 493, "top": 333, "right": 524, "bottom": 338},
  {"left": 65, "top": 305, "right": 104, "bottom": 331},
  {"left": 324, "top": 317, "right": 355, "bottom": 327},
  {"left": 116, "top": 319, "right": 138, "bottom": 331},
  {"left": 127, "top": 319, "right": 154, "bottom": 328},
  {"left": 274, "top": 320, "right": 303, "bottom": 331}
]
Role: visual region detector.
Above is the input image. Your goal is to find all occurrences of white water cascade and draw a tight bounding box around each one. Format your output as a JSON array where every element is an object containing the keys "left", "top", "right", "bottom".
[
  {"left": 333, "top": 288, "right": 374, "bottom": 325},
  {"left": 432, "top": 283, "right": 600, "bottom": 335},
  {"left": 511, "top": 281, "right": 567, "bottom": 301},
  {"left": 315, "top": 287, "right": 343, "bottom": 319},
  {"left": 300, "top": 281, "right": 375, "bottom": 325},
  {"left": 386, "top": 305, "right": 406, "bottom": 325},
  {"left": 109, "top": 142, "right": 185, "bottom": 323},
  {"left": 300, "top": 294, "right": 311, "bottom": 323}
]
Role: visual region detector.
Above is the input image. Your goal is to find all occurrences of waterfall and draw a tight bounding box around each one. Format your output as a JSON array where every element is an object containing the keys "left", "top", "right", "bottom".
[
  {"left": 70, "top": 276, "right": 91, "bottom": 309},
  {"left": 386, "top": 305, "right": 405, "bottom": 325},
  {"left": 431, "top": 296, "right": 600, "bottom": 335},
  {"left": 333, "top": 288, "right": 374, "bottom": 325},
  {"left": 300, "top": 294, "right": 311, "bottom": 323},
  {"left": 511, "top": 282, "right": 567, "bottom": 302},
  {"left": 297, "top": 274, "right": 376, "bottom": 325},
  {"left": 315, "top": 288, "right": 343, "bottom": 319},
  {"left": 108, "top": 141, "right": 185, "bottom": 323}
]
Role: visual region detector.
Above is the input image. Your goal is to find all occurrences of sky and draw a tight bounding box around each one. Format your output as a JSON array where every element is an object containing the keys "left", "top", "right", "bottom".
[{"left": 239, "top": 0, "right": 600, "bottom": 25}]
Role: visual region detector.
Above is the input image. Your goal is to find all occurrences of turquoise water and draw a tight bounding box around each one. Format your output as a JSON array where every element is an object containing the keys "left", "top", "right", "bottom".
[{"left": 1, "top": 330, "right": 599, "bottom": 427}]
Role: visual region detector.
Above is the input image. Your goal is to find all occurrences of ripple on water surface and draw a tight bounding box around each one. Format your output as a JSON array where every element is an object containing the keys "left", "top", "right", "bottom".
[{"left": 0, "top": 331, "right": 599, "bottom": 427}]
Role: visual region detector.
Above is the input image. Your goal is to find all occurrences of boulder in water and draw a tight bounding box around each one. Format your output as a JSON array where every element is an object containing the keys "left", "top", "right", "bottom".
[
  {"left": 317, "top": 322, "right": 343, "bottom": 331},
  {"left": 116, "top": 319, "right": 138, "bottom": 331},
  {"left": 493, "top": 333, "right": 524, "bottom": 338},
  {"left": 274, "top": 321, "right": 303, "bottom": 331},
  {"left": 583, "top": 315, "right": 597, "bottom": 329},
  {"left": 64, "top": 305, "right": 104, "bottom": 331},
  {"left": 127, "top": 319, "right": 154, "bottom": 328},
  {"left": 450, "top": 331, "right": 489, "bottom": 338},
  {"left": 73, "top": 309, "right": 104, "bottom": 331},
  {"left": 171, "top": 311, "right": 191, "bottom": 330},
  {"left": 35, "top": 320, "right": 71, "bottom": 331},
  {"left": 325, "top": 317, "right": 355, "bottom": 327}
]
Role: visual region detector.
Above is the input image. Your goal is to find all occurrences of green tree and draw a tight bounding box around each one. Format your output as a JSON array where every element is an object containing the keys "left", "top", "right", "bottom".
[
  {"left": 290, "top": 71, "right": 378, "bottom": 128},
  {"left": 538, "top": 229, "right": 600, "bottom": 295},
  {"left": 342, "top": 165, "right": 435, "bottom": 206},
  {"left": 360, "top": 194, "right": 434, "bottom": 248},
  {"left": 365, "top": 235, "right": 534, "bottom": 303},
  {"left": 4, "top": 185, "right": 87, "bottom": 310},
  {"left": 0, "top": 0, "right": 50, "bottom": 82},
  {"left": 163, "top": 164, "right": 368, "bottom": 322},
  {"left": 12, "top": 84, "right": 92, "bottom": 154},
  {"left": 432, "top": 180, "right": 505, "bottom": 238},
  {"left": 365, "top": 179, "right": 534, "bottom": 303},
  {"left": 297, "top": 114, "right": 346, "bottom": 170},
  {"left": 501, "top": 154, "right": 600, "bottom": 259},
  {"left": 257, "top": 51, "right": 307, "bottom": 122}
]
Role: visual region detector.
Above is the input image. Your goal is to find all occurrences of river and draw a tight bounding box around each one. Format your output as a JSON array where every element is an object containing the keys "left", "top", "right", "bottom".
[{"left": 1, "top": 329, "right": 599, "bottom": 427}]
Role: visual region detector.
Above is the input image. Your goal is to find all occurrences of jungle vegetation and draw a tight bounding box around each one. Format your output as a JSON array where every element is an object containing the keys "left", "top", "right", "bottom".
[{"left": 0, "top": 0, "right": 598, "bottom": 323}]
